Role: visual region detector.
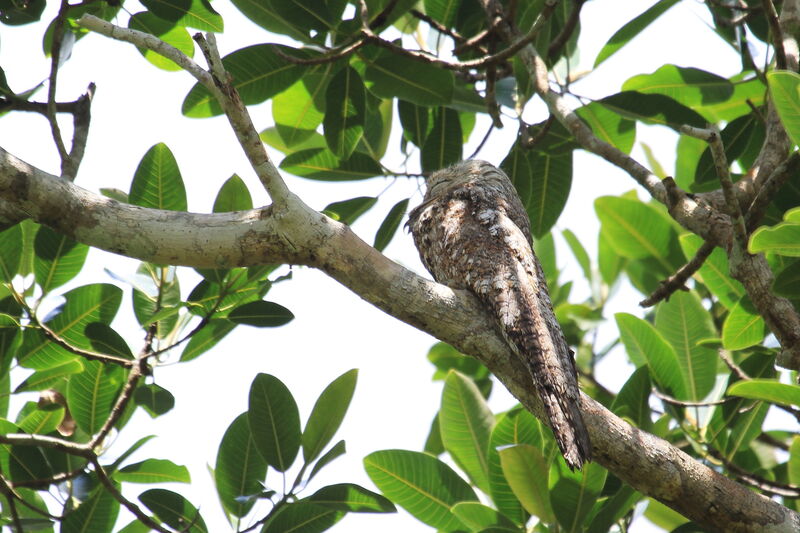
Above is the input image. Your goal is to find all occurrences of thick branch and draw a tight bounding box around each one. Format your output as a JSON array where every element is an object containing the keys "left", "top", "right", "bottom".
[{"left": 1, "top": 150, "right": 798, "bottom": 532}]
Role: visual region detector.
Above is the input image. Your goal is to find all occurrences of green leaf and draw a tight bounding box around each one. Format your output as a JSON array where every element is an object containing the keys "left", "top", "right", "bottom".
[
  {"left": 129, "top": 11, "right": 194, "bottom": 71},
  {"left": 678, "top": 233, "right": 743, "bottom": 308},
  {"left": 280, "top": 148, "right": 382, "bottom": 180},
  {"left": 0, "top": 224, "right": 22, "bottom": 281},
  {"left": 722, "top": 297, "right": 766, "bottom": 350},
  {"left": 230, "top": 0, "right": 330, "bottom": 42},
  {"left": 140, "top": 0, "right": 222, "bottom": 31},
  {"left": 615, "top": 313, "right": 684, "bottom": 397},
  {"left": 308, "top": 483, "right": 396, "bottom": 513},
  {"left": 215, "top": 412, "right": 267, "bottom": 518},
  {"left": 248, "top": 373, "right": 301, "bottom": 472},
  {"left": 750, "top": 221, "right": 800, "bottom": 256},
  {"left": 727, "top": 379, "right": 800, "bottom": 407},
  {"left": 622, "top": 65, "right": 734, "bottom": 121},
  {"left": 768, "top": 70, "right": 800, "bottom": 147},
  {"left": 595, "top": 196, "right": 678, "bottom": 272},
  {"left": 586, "top": 485, "right": 641, "bottom": 533},
  {"left": 789, "top": 436, "right": 800, "bottom": 486},
  {"left": 363, "top": 48, "right": 454, "bottom": 105},
  {"left": 655, "top": 291, "right": 718, "bottom": 401},
  {"left": 550, "top": 461, "right": 607, "bottom": 532},
  {"left": 213, "top": 175, "right": 253, "bottom": 212},
  {"left": 18, "top": 283, "right": 123, "bottom": 369},
  {"left": 323, "top": 196, "right": 378, "bottom": 225},
  {"left": 67, "top": 360, "right": 124, "bottom": 435},
  {"left": 308, "top": 439, "right": 346, "bottom": 482},
  {"left": 18, "top": 404, "right": 64, "bottom": 435},
  {"left": 363, "top": 449, "right": 477, "bottom": 530},
  {"left": 273, "top": 64, "right": 330, "bottom": 148},
  {"left": 373, "top": 198, "right": 409, "bottom": 252},
  {"left": 228, "top": 300, "right": 294, "bottom": 327},
  {"left": 423, "top": 0, "right": 459, "bottom": 27},
  {"left": 694, "top": 113, "right": 763, "bottom": 185},
  {"left": 720, "top": 401, "right": 768, "bottom": 459},
  {"left": 180, "top": 319, "right": 237, "bottom": 362},
  {"left": 421, "top": 107, "right": 462, "bottom": 172},
  {"left": 324, "top": 66, "right": 366, "bottom": 159},
  {"left": 594, "top": 0, "right": 681, "bottom": 67},
  {"left": 260, "top": 126, "right": 327, "bottom": 154},
  {"left": 575, "top": 102, "right": 635, "bottom": 154},
  {"left": 262, "top": 501, "right": 343, "bottom": 533},
  {"left": 562, "top": 229, "right": 591, "bottom": 283},
  {"left": 116, "top": 459, "right": 190, "bottom": 484},
  {"left": 439, "top": 370, "right": 494, "bottom": 494},
  {"left": 499, "top": 444, "right": 554, "bottom": 523},
  {"left": 61, "top": 485, "right": 120, "bottom": 533},
  {"left": 139, "top": 489, "right": 207, "bottom": 533},
  {"left": 501, "top": 124, "right": 575, "bottom": 238},
  {"left": 32, "top": 225, "right": 88, "bottom": 293},
  {"left": 0, "top": 0, "right": 45, "bottom": 25},
  {"left": 84, "top": 322, "right": 133, "bottom": 359},
  {"left": 15, "top": 359, "right": 83, "bottom": 393},
  {"left": 450, "top": 502, "right": 520, "bottom": 532},
  {"left": 129, "top": 143, "right": 187, "bottom": 211},
  {"left": 611, "top": 365, "right": 652, "bottom": 430},
  {"left": 182, "top": 45, "right": 304, "bottom": 117},
  {"left": 599, "top": 92, "right": 707, "bottom": 131},
  {"left": 398, "top": 99, "right": 430, "bottom": 148},
  {"left": 134, "top": 383, "right": 175, "bottom": 417},
  {"left": 303, "top": 369, "right": 357, "bottom": 463}
]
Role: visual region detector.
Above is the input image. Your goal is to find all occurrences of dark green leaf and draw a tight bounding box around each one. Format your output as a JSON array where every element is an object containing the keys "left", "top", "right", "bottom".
[
  {"left": 140, "top": 0, "right": 222, "bottom": 31},
  {"left": 694, "top": 113, "right": 762, "bottom": 185},
  {"left": 15, "top": 359, "right": 83, "bottom": 393},
  {"left": 599, "top": 92, "right": 707, "bottom": 131},
  {"left": 84, "top": 322, "right": 133, "bottom": 358},
  {"left": 116, "top": 459, "right": 190, "bottom": 483},
  {"left": 139, "top": 489, "right": 207, "bottom": 533},
  {"left": 562, "top": 229, "right": 591, "bottom": 282},
  {"left": 230, "top": 0, "right": 331, "bottom": 42},
  {"left": 262, "top": 501, "right": 343, "bottom": 533},
  {"left": 398, "top": 99, "right": 430, "bottom": 148},
  {"left": 228, "top": 300, "right": 294, "bottom": 327},
  {"left": 615, "top": 313, "right": 684, "bottom": 396},
  {"left": 324, "top": 66, "right": 366, "bottom": 159},
  {"left": 611, "top": 365, "right": 652, "bottom": 430},
  {"left": 0, "top": 223, "right": 22, "bottom": 281},
  {"left": 421, "top": 107, "right": 462, "bottom": 172},
  {"left": 363, "top": 47, "right": 454, "bottom": 105},
  {"left": 498, "top": 444, "right": 554, "bottom": 523},
  {"left": 67, "top": 360, "right": 124, "bottom": 435},
  {"left": 323, "top": 196, "right": 378, "bottom": 225},
  {"left": 280, "top": 148, "right": 382, "bottom": 180},
  {"left": 450, "top": 502, "right": 520, "bottom": 532},
  {"left": 303, "top": 369, "right": 357, "bottom": 463},
  {"left": 213, "top": 175, "right": 253, "bottom": 212},
  {"left": 248, "top": 373, "right": 301, "bottom": 471},
  {"left": 308, "top": 439, "right": 346, "bottom": 482},
  {"left": 576, "top": 102, "right": 635, "bottom": 154},
  {"left": 129, "top": 143, "right": 187, "bottom": 211},
  {"left": 0, "top": 0, "right": 45, "bottom": 25},
  {"left": 215, "top": 412, "right": 268, "bottom": 518},
  {"left": 373, "top": 198, "right": 409, "bottom": 252},
  {"left": 32, "top": 225, "right": 88, "bottom": 293},
  {"left": 134, "top": 383, "right": 175, "bottom": 417},
  {"left": 363, "top": 449, "right": 477, "bottom": 530},
  {"left": 183, "top": 45, "right": 304, "bottom": 117},
  {"left": 61, "top": 485, "right": 120, "bottom": 533},
  {"left": 594, "top": 0, "right": 681, "bottom": 67},
  {"left": 308, "top": 483, "right": 396, "bottom": 513},
  {"left": 180, "top": 319, "right": 237, "bottom": 362},
  {"left": 679, "top": 233, "right": 744, "bottom": 308},
  {"left": 423, "top": 0, "right": 459, "bottom": 27},
  {"left": 550, "top": 461, "right": 606, "bottom": 531}
]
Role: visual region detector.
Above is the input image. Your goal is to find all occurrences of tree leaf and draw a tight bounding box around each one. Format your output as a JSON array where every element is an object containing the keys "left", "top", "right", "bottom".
[
  {"left": 308, "top": 482, "right": 396, "bottom": 513},
  {"left": 273, "top": 64, "right": 331, "bottom": 148},
  {"left": 562, "top": 229, "right": 591, "bottom": 283},
  {"left": 421, "top": 107, "right": 462, "bottom": 172},
  {"left": 129, "top": 11, "right": 194, "bottom": 71},
  {"left": 84, "top": 322, "right": 133, "bottom": 359},
  {"left": 727, "top": 379, "right": 800, "bottom": 407},
  {"left": 66, "top": 360, "right": 124, "bottom": 435},
  {"left": 228, "top": 300, "right": 294, "bottom": 327},
  {"left": 363, "top": 449, "right": 477, "bottom": 530},
  {"left": 0, "top": 224, "right": 22, "bottom": 281},
  {"left": 33, "top": 225, "right": 88, "bottom": 293},
  {"left": 182, "top": 45, "right": 304, "bottom": 117},
  {"left": 134, "top": 383, "right": 175, "bottom": 418},
  {"left": 611, "top": 365, "right": 652, "bottom": 430},
  {"left": 363, "top": 48, "right": 454, "bottom": 106},
  {"left": 139, "top": 489, "right": 207, "bottom": 533},
  {"left": 116, "top": 459, "right": 190, "bottom": 484},
  {"left": 280, "top": 148, "right": 382, "bottom": 180},
  {"left": 749, "top": 220, "right": 800, "bottom": 256},
  {"left": 768, "top": 70, "right": 800, "bottom": 147},
  {"left": 18, "top": 404, "right": 64, "bottom": 435},
  {"left": 373, "top": 198, "right": 409, "bottom": 252},
  {"left": 15, "top": 359, "right": 83, "bottom": 393},
  {"left": 594, "top": 0, "right": 681, "bottom": 67},
  {"left": 180, "top": 319, "right": 237, "bottom": 362},
  {"left": 302, "top": 369, "right": 357, "bottom": 463},
  {"left": 679, "top": 233, "right": 744, "bottom": 308},
  {"left": 575, "top": 102, "right": 635, "bottom": 154},
  {"left": 61, "top": 485, "right": 120, "bottom": 533},
  {"left": 549, "top": 460, "right": 607, "bottom": 532},
  {"left": 439, "top": 370, "right": 494, "bottom": 494},
  {"left": 230, "top": 0, "right": 330, "bottom": 42},
  {"left": 248, "top": 373, "right": 301, "bottom": 472},
  {"left": 262, "top": 501, "right": 343, "bottom": 533},
  {"left": 450, "top": 501, "right": 520, "bottom": 532},
  {"left": 141, "top": 0, "right": 222, "bottom": 31},
  {"left": 722, "top": 297, "right": 766, "bottom": 350},
  {"left": 215, "top": 412, "right": 267, "bottom": 518},
  {"left": 307, "top": 439, "right": 346, "bottom": 482},
  {"left": 324, "top": 66, "right": 365, "bottom": 159},
  {"left": 213, "top": 175, "right": 253, "bottom": 212},
  {"left": 599, "top": 92, "right": 707, "bottom": 131},
  {"left": 498, "top": 444, "right": 554, "bottom": 523},
  {"left": 129, "top": 143, "right": 187, "bottom": 211},
  {"left": 655, "top": 291, "right": 718, "bottom": 401},
  {"left": 323, "top": 196, "right": 378, "bottom": 225},
  {"left": 615, "top": 313, "right": 685, "bottom": 397},
  {"left": 398, "top": 99, "right": 430, "bottom": 148},
  {"left": 423, "top": 0, "right": 459, "bottom": 28}
]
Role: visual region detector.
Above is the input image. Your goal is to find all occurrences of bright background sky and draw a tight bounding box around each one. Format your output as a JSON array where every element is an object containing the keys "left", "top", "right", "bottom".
[{"left": 0, "top": 1, "right": 756, "bottom": 531}]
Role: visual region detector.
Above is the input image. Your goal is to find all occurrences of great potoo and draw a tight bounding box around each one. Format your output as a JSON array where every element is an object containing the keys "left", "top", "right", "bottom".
[{"left": 407, "top": 160, "right": 591, "bottom": 469}]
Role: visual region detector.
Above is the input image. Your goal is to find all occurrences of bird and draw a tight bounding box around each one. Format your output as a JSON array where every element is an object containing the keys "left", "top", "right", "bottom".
[{"left": 407, "top": 159, "right": 591, "bottom": 470}]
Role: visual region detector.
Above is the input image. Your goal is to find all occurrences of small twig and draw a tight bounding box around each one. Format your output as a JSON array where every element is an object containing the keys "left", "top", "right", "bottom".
[
  {"left": 64, "top": 83, "right": 95, "bottom": 181},
  {"left": 718, "top": 349, "right": 750, "bottom": 381},
  {"left": 757, "top": 432, "right": 790, "bottom": 451},
  {"left": 37, "top": 320, "right": 133, "bottom": 367},
  {"left": 707, "top": 447, "right": 800, "bottom": 498},
  {"left": 47, "top": 0, "right": 72, "bottom": 176},
  {"left": 652, "top": 388, "right": 730, "bottom": 407},
  {"left": 467, "top": 123, "right": 495, "bottom": 159},
  {"left": 409, "top": 8, "right": 470, "bottom": 45},
  {"left": 89, "top": 357, "right": 147, "bottom": 450},
  {"left": 9, "top": 464, "right": 86, "bottom": 489},
  {"left": 4, "top": 492, "right": 23, "bottom": 533},
  {"left": 0, "top": 433, "right": 92, "bottom": 456},
  {"left": 273, "top": 38, "right": 367, "bottom": 66},
  {"left": 640, "top": 241, "right": 715, "bottom": 307},
  {"left": 90, "top": 457, "right": 172, "bottom": 533},
  {"left": 745, "top": 151, "right": 800, "bottom": 230},
  {"left": 547, "top": 0, "right": 584, "bottom": 59},
  {"left": 519, "top": 115, "right": 554, "bottom": 148},
  {"left": 368, "top": 0, "right": 401, "bottom": 29},
  {"left": 762, "top": 0, "right": 788, "bottom": 69}
]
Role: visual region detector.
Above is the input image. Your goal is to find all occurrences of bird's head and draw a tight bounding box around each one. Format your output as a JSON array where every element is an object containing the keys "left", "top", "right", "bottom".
[{"left": 424, "top": 160, "right": 509, "bottom": 199}]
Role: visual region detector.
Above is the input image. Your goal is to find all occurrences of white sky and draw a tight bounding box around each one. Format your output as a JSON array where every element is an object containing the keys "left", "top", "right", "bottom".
[{"left": 0, "top": 1, "right": 756, "bottom": 531}]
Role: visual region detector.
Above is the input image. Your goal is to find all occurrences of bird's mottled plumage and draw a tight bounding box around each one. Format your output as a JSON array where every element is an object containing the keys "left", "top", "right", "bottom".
[{"left": 408, "top": 160, "right": 591, "bottom": 469}]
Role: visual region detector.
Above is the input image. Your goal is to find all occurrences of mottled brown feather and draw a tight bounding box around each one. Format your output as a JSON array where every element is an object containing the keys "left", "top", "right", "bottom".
[{"left": 408, "top": 160, "right": 591, "bottom": 469}]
